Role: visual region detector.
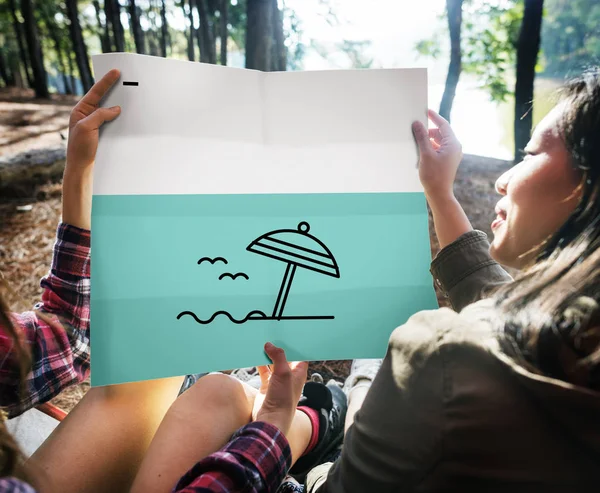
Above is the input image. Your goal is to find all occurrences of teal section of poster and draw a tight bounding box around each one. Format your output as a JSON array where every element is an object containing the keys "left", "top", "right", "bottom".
[{"left": 90, "top": 192, "right": 437, "bottom": 386}]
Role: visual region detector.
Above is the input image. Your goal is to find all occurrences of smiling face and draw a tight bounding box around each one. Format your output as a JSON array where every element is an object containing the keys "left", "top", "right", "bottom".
[{"left": 489, "top": 103, "right": 583, "bottom": 269}]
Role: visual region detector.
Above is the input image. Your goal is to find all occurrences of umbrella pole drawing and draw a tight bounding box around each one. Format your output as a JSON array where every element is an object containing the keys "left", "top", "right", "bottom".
[
  {"left": 247, "top": 221, "right": 340, "bottom": 320},
  {"left": 272, "top": 263, "right": 297, "bottom": 318}
]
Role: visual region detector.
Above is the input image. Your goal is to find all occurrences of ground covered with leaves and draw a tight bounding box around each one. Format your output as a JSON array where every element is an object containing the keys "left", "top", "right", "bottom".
[{"left": 0, "top": 88, "right": 513, "bottom": 412}]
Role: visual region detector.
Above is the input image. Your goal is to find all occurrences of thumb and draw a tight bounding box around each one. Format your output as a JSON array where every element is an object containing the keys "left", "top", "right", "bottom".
[
  {"left": 264, "top": 342, "right": 290, "bottom": 377},
  {"left": 412, "top": 121, "right": 432, "bottom": 156}
]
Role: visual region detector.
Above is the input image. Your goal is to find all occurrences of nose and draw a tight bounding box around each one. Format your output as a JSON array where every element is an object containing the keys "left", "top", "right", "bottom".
[{"left": 495, "top": 168, "right": 513, "bottom": 196}]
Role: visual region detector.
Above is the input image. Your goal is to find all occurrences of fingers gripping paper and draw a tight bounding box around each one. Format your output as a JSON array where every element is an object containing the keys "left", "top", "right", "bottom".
[{"left": 91, "top": 53, "right": 437, "bottom": 386}]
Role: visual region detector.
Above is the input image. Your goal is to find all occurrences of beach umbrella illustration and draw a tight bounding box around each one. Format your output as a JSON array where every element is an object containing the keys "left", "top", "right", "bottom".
[{"left": 247, "top": 221, "right": 340, "bottom": 320}]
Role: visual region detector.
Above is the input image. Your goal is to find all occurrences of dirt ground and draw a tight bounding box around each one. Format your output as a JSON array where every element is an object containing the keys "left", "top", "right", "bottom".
[{"left": 0, "top": 87, "right": 513, "bottom": 412}]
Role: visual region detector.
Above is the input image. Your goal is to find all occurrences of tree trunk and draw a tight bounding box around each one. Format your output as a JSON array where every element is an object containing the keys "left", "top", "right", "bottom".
[
  {"left": 128, "top": 0, "right": 146, "bottom": 54},
  {"left": 10, "top": 57, "right": 25, "bottom": 88},
  {"left": 9, "top": 0, "right": 33, "bottom": 87},
  {"left": 183, "top": 0, "right": 196, "bottom": 61},
  {"left": 41, "top": 8, "right": 72, "bottom": 94},
  {"left": 514, "top": 0, "right": 544, "bottom": 162},
  {"left": 160, "top": 0, "right": 169, "bottom": 57},
  {"left": 20, "top": 0, "right": 49, "bottom": 98},
  {"left": 197, "top": 0, "right": 216, "bottom": 63},
  {"left": 439, "top": 0, "right": 463, "bottom": 122},
  {"left": 0, "top": 48, "right": 16, "bottom": 87},
  {"left": 190, "top": 0, "right": 205, "bottom": 61},
  {"left": 93, "top": 0, "right": 111, "bottom": 53},
  {"left": 107, "top": 0, "right": 126, "bottom": 52},
  {"left": 65, "top": 0, "right": 94, "bottom": 93},
  {"left": 245, "top": 0, "right": 273, "bottom": 71},
  {"left": 220, "top": 0, "right": 228, "bottom": 65},
  {"left": 67, "top": 50, "right": 77, "bottom": 95},
  {"left": 271, "top": 0, "right": 285, "bottom": 71}
]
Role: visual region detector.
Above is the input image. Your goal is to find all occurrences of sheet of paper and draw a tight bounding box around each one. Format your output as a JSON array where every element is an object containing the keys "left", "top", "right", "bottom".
[{"left": 91, "top": 53, "right": 437, "bottom": 386}]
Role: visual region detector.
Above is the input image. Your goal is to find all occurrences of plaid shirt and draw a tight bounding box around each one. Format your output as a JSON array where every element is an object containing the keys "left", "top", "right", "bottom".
[
  {"left": 174, "top": 422, "right": 292, "bottom": 493},
  {"left": 0, "top": 223, "right": 90, "bottom": 418},
  {"left": 0, "top": 422, "right": 293, "bottom": 493}
]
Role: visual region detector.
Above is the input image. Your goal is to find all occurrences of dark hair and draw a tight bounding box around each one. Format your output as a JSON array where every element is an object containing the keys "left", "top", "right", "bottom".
[
  {"left": 0, "top": 285, "right": 30, "bottom": 476},
  {"left": 495, "top": 68, "right": 600, "bottom": 389}
]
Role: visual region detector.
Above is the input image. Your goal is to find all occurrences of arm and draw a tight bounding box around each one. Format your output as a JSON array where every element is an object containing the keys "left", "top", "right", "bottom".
[
  {"left": 413, "top": 110, "right": 511, "bottom": 311},
  {"left": 174, "top": 343, "right": 307, "bottom": 493},
  {"left": 0, "top": 224, "right": 90, "bottom": 417},
  {"left": 173, "top": 422, "right": 291, "bottom": 493},
  {"left": 0, "top": 71, "right": 122, "bottom": 417},
  {"left": 430, "top": 231, "right": 512, "bottom": 312}
]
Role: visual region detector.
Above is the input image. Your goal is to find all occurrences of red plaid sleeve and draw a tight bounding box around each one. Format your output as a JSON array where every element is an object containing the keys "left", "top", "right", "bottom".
[
  {"left": 173, "top": 422, "right": 292, "bottom": 493},
  {"left": 0, "top": 223, "right": 90, "bottom": 418}
]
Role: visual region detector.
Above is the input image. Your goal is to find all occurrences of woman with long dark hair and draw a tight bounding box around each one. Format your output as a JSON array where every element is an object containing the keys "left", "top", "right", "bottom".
[{"left": 301, "top": 69, "right": 600, "bottom": 492}]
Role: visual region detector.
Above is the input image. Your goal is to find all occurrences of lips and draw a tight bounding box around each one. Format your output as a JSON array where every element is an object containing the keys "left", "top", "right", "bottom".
[{"left": 492, "top": 204, "right": 507, "bottom": 231}]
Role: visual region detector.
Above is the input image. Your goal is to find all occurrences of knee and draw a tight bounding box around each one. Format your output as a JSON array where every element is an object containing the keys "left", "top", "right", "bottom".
[{"left": 187, "top": 373, "right": 251, "bottom": 414}]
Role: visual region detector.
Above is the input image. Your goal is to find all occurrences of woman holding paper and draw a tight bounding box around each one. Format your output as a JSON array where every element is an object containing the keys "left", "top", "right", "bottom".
[
  {"left": 0, "top": 70, "right": 190, "bottom": 493},
  {"left": 302, "top": 70, "right": 600, "bottom": 491}
]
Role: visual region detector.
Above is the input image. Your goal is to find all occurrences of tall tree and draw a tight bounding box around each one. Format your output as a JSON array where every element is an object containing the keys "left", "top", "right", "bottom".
[
  {"left": 128, "top": 0, "right": 146, "bottom": 54},
  {"left": 8, "top": 0, "right": 33, "bottom": 87},
  {"left": 439, "top": 0, "right": 463, "bottom": 122},
  {"left": 245, "top": 0, "right": 272, "bottom": 70},
  {"left": 159, "top": 0, "right": 169, "bottom": 57},
  {"left": 220, "top": 0, "right": 228, "bottom": 65},
  {"left": 20, "top": 0, "right": 49, "bottom": 97},
  {"left": 93, "top": 0, "right": 111, "bottom": 53},
  {"left": 0, "top": 47, "right": 16, "bottom": 87},
  {"left": 183, "top": 0, "right": 196, "bottom": 61},
  {"left": 41, "top": 3, "right": 72, "bottom": 94},
  {"left": 514, "top": 0, "right": 544, "bottom": 162},
  {"left": 106, "top": 0, "right": 125, "bottom": 52},
  {"left": 67, "top": 49, "right": 77, "bottom": 95},
  {"left": 65, "top": 0, "right": 94, "bottom": 92},
  {"left": 197, "top": 0, "right": 216, "bottom": 63},
  {"left": 271, "top": 0, "right": 285, "bottom": 70}
]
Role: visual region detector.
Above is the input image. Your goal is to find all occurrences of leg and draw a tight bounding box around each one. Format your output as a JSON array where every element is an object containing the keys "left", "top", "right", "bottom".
[
  {"left": 132, "top": 374, "right": 313, "bottom": 493},
  {"left": 342, "top": 359, "right": 382, "bottom": 432},
  {"left": 131, "top": 373, "right": 257, "bottom": 493},
  {"left": 344, "top": 385, "right": 369, "bottom": 433},
  {"left": 26, "top": 376, "right": 184, "bottom": 493}
]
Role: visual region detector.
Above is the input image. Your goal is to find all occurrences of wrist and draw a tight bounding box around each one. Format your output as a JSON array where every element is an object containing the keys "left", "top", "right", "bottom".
[
  {"left": 62, "top": 168, "right": 93, "bottom": 230},
  {"left": 63, "top": 165, "right": 93, "bottom": 184},
  {"left": 258, "top": 415, "right": 291, "bottom": 438},
  {"left": 424, "top": 189, "right": 457, "bottom": 208}
]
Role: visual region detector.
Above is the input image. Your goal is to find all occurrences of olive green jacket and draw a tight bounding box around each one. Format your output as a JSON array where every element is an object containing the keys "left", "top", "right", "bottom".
[{"left": 306, "top": 231, "right": 600, "bottom": 492}]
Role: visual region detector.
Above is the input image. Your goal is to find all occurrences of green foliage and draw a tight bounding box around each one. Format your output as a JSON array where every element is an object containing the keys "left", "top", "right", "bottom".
[
  {"left": 284, "top": 6, "right": 305, "bottom": 71},
  {"left": 461, "top": 0, "right": 522, "bottom": 102},
  {"left": 415, "top": 37, "right": 442, "bottom": 59},
  {"left": 337, "top": 40, "right": 373, "bottom": 69},
  {"left": 415, "top": 0, "right": 522, "bottom": 103},
  {"left": 541, "top": 0, "right": 600, "bottom": 77}
]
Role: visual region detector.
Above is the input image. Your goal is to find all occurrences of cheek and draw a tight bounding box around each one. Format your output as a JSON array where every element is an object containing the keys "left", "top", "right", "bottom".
[{"left": 495, "top": 157, "right": 580, "bottom": 265}]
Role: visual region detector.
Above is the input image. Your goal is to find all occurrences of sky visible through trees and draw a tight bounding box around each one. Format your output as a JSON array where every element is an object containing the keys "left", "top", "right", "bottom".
[{"left": 0, "top": 0, "right": 598, "bottom": 160}]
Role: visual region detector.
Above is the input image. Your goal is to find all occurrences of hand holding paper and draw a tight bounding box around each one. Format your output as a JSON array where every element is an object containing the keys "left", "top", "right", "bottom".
[
  {"left": 414, "top": 109, "right": 473, "bottom": 249},
  {"left": 413, "top": 109, "right": 463, "bottom": 201},
  {"left": 63, "top": 69, "right": 121, "bottom": 230},
  {"left": 254, "top": 343, "right": 308, "bottom": 438}
]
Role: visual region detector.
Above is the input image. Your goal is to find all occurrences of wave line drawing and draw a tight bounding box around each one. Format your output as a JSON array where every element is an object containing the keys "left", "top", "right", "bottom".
[
  {"left": 198, "top": 257, "right": 228, "bottom": 265},
  {"left": 218, "top": 272, "right": 249, "bottom": 281},
  {"left": 177, "top": 310, "right": 267, "bottom": 324}
]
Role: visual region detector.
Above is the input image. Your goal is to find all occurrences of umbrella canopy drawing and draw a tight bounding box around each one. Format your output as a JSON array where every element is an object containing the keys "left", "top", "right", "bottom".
[{"left": 247, "top": 221, "right": 340, "bottom": 320}]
